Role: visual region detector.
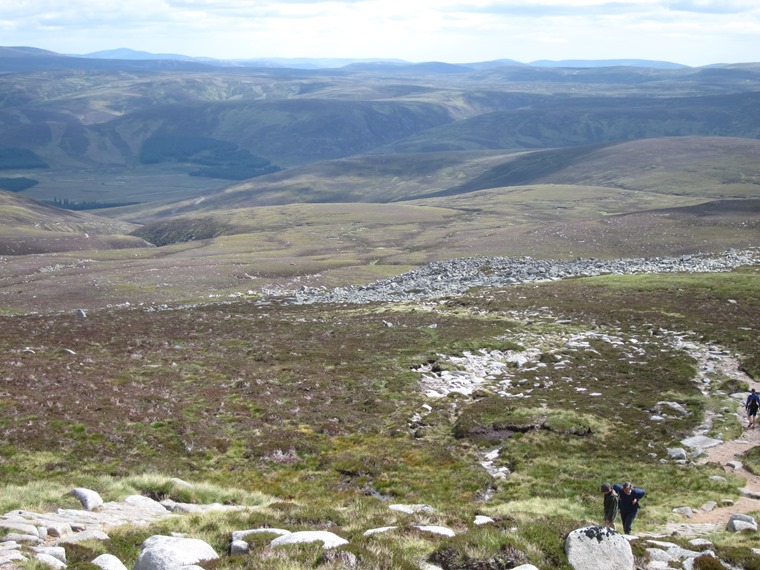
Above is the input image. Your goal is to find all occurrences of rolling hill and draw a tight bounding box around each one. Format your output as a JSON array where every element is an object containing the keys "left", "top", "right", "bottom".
[
  {"left": 0, "top": 190, "right": 145, "bottom": 255},
  {"left": 0, "top": 48, "right": 759, "bottom": 314},
  {"left": 3, "top": 48, "right": 760, "bottom": 570},
  {"left": 116, "top": 136, "right": 760, "bottom": 220}
]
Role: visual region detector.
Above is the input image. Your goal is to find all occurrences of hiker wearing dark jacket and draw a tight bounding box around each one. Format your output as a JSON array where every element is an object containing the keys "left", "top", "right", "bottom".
[
  {"left": 613, "top": 481, "right": 645, "bottom": 534},
  {"left": 746, "top": 388, "right": 760, "bottom": 429},
  {"left": 601, "top": 482, "right": 618, "bottom": 529}
]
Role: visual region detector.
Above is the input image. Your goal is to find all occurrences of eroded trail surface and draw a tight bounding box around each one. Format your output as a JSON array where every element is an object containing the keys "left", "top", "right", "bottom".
[{"left": 665, "top": 348, "right": 760, "bottom": 533}]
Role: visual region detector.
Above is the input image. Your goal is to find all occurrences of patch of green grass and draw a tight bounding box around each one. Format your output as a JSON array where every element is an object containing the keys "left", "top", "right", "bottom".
[{"left": 742, "top": 445, "right": 760, "bottom": 476}]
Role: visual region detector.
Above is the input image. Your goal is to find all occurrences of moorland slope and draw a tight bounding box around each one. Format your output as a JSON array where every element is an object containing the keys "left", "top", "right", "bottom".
[{"left": 1, "top": 49, "right": 760, "bottom": 570}]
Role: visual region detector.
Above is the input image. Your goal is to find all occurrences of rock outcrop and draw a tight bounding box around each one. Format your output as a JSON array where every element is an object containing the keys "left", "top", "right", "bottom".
[{"left": 565, "top": 526, "right": 634, "bottom": 570}]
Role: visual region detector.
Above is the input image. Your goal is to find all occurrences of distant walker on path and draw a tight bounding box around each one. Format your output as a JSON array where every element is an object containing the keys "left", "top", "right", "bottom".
[
  {"left": 613, "top": 481, "right": 645, "bottom": 535},
  {"left": 746, "top": 388, "right": 760, "bottom": 429}
]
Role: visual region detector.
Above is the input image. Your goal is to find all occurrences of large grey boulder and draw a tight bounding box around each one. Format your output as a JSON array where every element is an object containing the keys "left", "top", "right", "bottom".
[
  {"left": 71, "top": 488, "right": 103, "bottom": 511},
  {"left": 565, "top": 526, "right": 634, "bottom": 570},
  {"left": 133, "top": 535, "right": 219, "bottom": 570}
]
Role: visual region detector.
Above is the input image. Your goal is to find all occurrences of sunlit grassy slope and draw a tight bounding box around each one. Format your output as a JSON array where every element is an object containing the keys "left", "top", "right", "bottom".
[
  {"left": 2, "top": 135, "right": 759, "bottom": 313},
  {"left": 112, "top": 136, "right": 760, "bottom": 221},
  {"left": 0, "top": 190, "right": 146, "bottom": 254}
]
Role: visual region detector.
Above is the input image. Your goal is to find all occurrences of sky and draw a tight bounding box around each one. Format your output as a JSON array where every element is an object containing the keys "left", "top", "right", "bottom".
[{"left": 1, "top": 0, "right": 759, "bottom": 67}]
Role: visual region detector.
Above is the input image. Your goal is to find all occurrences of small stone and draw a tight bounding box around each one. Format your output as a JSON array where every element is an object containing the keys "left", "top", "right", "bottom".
[
  {"left": 231, "top": 528, "right": 291, "bottom": 542},
  {"left": 229, "top": 540, "right": 249, "bottom": 555},
  {"left": 666, "top": 448, "right": 687, "bottom": 461},
  {"left": 91, "top": 553, "right": 128, "bottom": 570},
  {"left": 363, "top": 526, "right": 398, "bottom": 537},
  {"left": 672, "top": 507, "right": 694, "bottom": 518},
  {"left": 414, "top": 525, "right": 456, "bottom": 537},
  {"left": 270, "top": 531, "right": 348, "bottom": 549},
  {"left": 388, "top": 503, "right": 435, "bottom": 514}
]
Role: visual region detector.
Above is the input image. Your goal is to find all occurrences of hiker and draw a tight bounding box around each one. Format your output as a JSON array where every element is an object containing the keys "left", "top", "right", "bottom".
[
  {"left": 613, "top": 481, "right": 645, "bottom": 534},
  {"left": 746, "top": 388, "right": 760, "bottom": 429},
  {"left": 601, "top": 482, "right": 618, "bottom": 530}
]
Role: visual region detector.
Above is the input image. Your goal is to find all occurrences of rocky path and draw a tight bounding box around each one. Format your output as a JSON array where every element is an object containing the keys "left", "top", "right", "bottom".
[
  {"left": 687, "top": 379, "right": 760, "bottom": 525},
  {"left": 664, "top": 347, "right": 760, "bottom": 534}
]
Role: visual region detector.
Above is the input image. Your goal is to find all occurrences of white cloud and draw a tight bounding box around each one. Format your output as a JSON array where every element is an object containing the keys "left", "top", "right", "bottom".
[{"left": 0, "top": 0, "right": 758, "bottom": 65}]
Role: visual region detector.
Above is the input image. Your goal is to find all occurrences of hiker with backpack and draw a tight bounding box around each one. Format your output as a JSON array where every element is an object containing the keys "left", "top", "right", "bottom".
[{"left": 746, "top": 388, "right": 760, "bottom": 429}]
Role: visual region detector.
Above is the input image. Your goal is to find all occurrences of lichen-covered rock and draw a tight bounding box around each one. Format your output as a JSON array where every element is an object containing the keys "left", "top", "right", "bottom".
[{"left": 565, "top": 526, "right": 633, "bottom": 570}]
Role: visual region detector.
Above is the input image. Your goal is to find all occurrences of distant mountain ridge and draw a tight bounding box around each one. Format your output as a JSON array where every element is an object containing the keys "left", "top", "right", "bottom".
[
  {"left": 82, "top": 48, "right": 690, "bottom": 70},
  {"left": 0, "top": 45, "right": 694, "bottom": 70}
]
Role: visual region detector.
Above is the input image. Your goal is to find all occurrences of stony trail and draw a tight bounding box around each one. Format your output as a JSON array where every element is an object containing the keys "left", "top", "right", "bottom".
[{"left": 663, "top": 346, "right": 760, "bottom": 535}]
